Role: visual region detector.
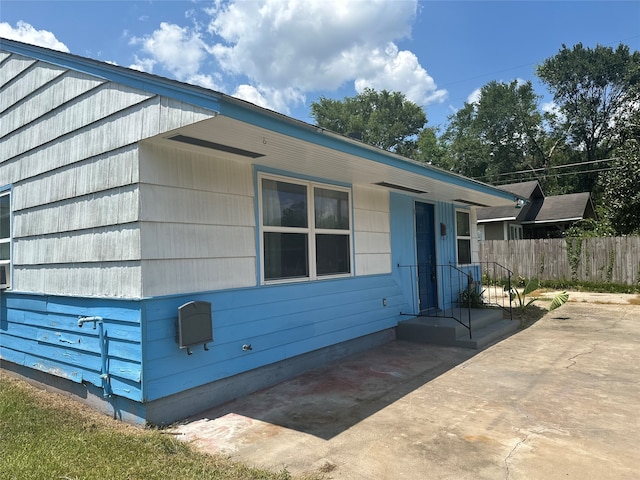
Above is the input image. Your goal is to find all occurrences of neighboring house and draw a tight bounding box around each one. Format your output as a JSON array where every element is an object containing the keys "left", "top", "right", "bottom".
[
  {"left": 0, "top": 39, "right": 521, "bottom": 424},
  {"left": 477, "top": 180, "right": 596, "bottom": 240}
]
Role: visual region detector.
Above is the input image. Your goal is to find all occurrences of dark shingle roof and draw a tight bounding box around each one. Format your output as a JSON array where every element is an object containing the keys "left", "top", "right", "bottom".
[
  {"left": 477, "top": 181, "right": 596, "bottom": 225},
  {"left": 498, "top": 181, "right": 544, "bottom": 199},
  {"left": 522, "top": 192, "right": 595, "bottom": 223},
  {"left": 476, "top": 181, "right": 543, "bottom": 222}
]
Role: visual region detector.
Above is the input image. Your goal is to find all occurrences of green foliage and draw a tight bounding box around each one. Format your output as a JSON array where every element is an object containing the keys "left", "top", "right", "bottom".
[
  {"left": 538, "top": 279, "right": 640, "bottom": 294},
  {"left": 510, "top": 277, "right": 540, "bottom": 312},
  {"left": 442, "top": 80, "right": 561, "bottom": 185},
  {"left": 606, "top": 249, "right": 616, "bottom": 283},
  {"left": 537, "top": 43, "right": 640, "bottom": 166},
  {"left": 510, "top": 277, "right": 568, "bottom": 313},
  {"left": 563, "top": 218, "right": 615, "bottom": 238},
  {"left": 311, "top": 88, "right": 426, "bottom": 156},
  {"left": 459, "top": 286, "right": 486, "bottom": 308},
  {"left": 597, "top": 137, "right": 640, "bottom": 235},
  {"left": 414, "top": 125, "right": 451, "bottom": 167},
  {"left": 549, "top": 291, "right": 570, "bottom": 311},
  {"left": 565, "top": 237, "right": 583, "bottom": 281}
]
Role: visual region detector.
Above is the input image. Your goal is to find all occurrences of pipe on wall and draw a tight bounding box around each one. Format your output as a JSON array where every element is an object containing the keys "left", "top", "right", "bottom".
[{"left": 77, "top": 316, "right": 112, "bottom": 398}]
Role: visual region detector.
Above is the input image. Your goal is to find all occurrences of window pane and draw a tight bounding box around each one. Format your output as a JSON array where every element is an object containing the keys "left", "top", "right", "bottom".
[
  {"left": 456, "top": 211, "right": 470, "bottom": 237},
  {"left": 0, "top": 243, "right": 9, "bottom": 261},
  {"left": 0, "top": 194, "right": 9, "bottom": 240},
  {"left": 314, "top": 188, "right": 349, "bottom": 230},
  {"left": 262, "top": 179, "right": 307, "bottom": 227},
  {"left": 316, "top": 234, "right": 350, "bottom": 275},
  {"left": 264, "top": 232, "right": 308, "bottom": 280},
  {"left": 457, "top": 239, "right": 471, "bottom": 264}
]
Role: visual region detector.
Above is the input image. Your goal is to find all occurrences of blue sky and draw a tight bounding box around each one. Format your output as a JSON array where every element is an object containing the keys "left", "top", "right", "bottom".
[{"left": 2, "top": 1, "right": 639, "bottom": 130}]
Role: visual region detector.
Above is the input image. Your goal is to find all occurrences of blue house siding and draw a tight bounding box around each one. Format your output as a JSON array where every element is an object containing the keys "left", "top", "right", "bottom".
[
  {"left": 141, "top": 274, "right": 407, "bottom": 401},
  {"left": 0, "top": 293, "right": 143, "bottom": 401},
  {"left": 389, "top": 193, "right": 477, "bottom": 313}
]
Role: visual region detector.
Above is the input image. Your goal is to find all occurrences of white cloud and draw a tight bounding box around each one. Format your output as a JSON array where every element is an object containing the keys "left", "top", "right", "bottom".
[
  {"left": 187, "top": 72, "right": 223, "bottom": 91},
  {"left": 208, "top": 0, "right": 445, "bottom": 106},
  {"left": 467, "top": 88, "right": 482, "bottom": 105},
  {"left": 126, "top": 0, "right": 445, "bottom": 114},
  {"left": 232, "top": 84, "right": 305, "bottom": 113},
  {"left": 128, "top": 22, "right": 224, "bottom": 91},
  {"left": 130, "top": 22, "right": 209, "bottom": 80},
  {"left": 0, "top": 21, "right": 69, "bottom": 52},
  {"left": 129, "top": 55, "right": 156, "bottom": 73},
  {"left": 354, "top": 43, "right": 447, "bottom": 105}
]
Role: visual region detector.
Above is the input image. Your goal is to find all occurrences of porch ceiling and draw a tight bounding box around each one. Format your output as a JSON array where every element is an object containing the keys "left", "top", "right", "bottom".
[{"left": 151, "top": 115, "right": 519, "bottom": 208}]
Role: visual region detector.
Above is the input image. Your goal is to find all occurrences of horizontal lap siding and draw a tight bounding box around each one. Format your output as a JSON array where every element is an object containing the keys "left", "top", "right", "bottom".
[
  {"left": 142, "top": 274, "right": 408, "bottom": 400},
  {"left": 353, "top": 186, "right": 391, "bottom": 275},
  {"left": 390, "top": 194, "right": 463, "bottom": 311},
  {"left": 139, "top": 142, "right": 256, "bottom": 297},
  {"left": 0, "top": 294, "right": 143, "bottom": 401}
]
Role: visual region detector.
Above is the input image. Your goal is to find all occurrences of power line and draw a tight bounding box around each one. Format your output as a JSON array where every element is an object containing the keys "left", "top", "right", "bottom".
[
  {"left": 473, "top": 157, "right": 619, "bottom": 182},
  {"left": 491, "top": 167, "right": 616, "bottom": 185}
]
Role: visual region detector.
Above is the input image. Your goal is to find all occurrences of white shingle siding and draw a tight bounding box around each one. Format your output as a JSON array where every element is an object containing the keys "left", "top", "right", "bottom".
[
  {"left": 1, "top": 53, "right": 216, "bottom": 298},
  {"left": 352, "top": 185, "right": 391, "bottom": 275},
  {"left": 138, "top": 142, "right": 256, "bottom": 297}
]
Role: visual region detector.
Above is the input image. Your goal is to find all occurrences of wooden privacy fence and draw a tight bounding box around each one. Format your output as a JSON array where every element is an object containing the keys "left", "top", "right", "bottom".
[{"left": 479, "top": 236, "right": 640, "bottom": 285}]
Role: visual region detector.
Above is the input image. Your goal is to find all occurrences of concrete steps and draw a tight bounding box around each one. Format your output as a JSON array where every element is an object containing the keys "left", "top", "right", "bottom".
[{"left": 396, "top": 308, "right": 518, "bottom": 350}]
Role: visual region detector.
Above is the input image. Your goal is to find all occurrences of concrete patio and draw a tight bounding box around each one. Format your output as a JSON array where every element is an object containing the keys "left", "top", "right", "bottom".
[{"left": 172, "top": 299, "right": 640, "bottom": 479}]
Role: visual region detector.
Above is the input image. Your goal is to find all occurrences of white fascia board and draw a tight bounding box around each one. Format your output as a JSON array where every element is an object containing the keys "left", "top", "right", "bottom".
[
  {"left": 521, "top": 217, "right": 582, "bottom": 224},
  {"left": 477, "top": 217, "right": 516, "bottom": 224}
]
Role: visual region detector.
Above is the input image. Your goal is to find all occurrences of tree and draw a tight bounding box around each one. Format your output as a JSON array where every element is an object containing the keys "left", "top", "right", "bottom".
[
  {"left": 311, "top": 88, "right": 427, "bottom": 156},
  {"left": 414, "top": 126, "right": 451, "bottom": 169},
  {"left": 597, "top": 109, "right": 640, "bottom": 235},
  {"left": 442, "top": 80, "right": 558, "bottom": 186},
  {"left": 537, "top": 43, "right": 640, "bottom": 178}
]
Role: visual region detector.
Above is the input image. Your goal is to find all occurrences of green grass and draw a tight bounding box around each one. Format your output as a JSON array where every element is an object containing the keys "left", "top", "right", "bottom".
[{"left": 0, "top": 373, "right": 313, "bottom": 480}]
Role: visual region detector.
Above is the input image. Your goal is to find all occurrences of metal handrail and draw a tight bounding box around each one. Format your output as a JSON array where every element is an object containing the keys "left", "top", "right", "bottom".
[
  {"left": 397, "top": 261, "right": 514, "bottom": 338},
  {"left": 397, "top": 263, "right": 475, "bottom": 338},
  {"left": 475, "top": 261, "right": 513, "bottom": 321}
]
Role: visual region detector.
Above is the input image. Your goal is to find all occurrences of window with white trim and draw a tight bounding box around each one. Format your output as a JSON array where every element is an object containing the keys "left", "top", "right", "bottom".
[
  {"left": 455, "top": 210, "right": 471, "bottom": 265},
  {"left": 0, "top": 191, "right": 11, "bottom": 288},
  {"left": 509, "top": 224, "right": 523, "bottom": 240},
  {"left": 260, "top": 175, "right": 352, "bottom": 282}
]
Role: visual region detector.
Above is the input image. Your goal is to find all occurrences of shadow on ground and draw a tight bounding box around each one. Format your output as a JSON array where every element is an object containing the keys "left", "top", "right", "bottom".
[
  {"left": 180, "top": 340, "right": 479, "bottom": 440},
  {"left": 514, "top": 304, "right": 548, "bottom": 329}
]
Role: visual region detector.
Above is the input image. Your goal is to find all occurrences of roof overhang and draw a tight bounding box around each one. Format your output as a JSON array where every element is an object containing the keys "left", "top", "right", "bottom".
[{"left": 149, "top": 115, "right": 521, "bottom": 208}]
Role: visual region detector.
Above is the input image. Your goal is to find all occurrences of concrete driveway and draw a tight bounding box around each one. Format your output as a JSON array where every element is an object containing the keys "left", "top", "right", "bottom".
[{"left": 173, "top": 299, "right": 640, "bottom": 479}]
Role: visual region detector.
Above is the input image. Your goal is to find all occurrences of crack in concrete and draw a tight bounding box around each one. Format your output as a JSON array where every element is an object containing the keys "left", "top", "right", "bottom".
[
  {"left": 504, "top": 429, "right": 545, "bottom": 480},
  {"left": 566, "top": 343, "right": 598, "bottom": 369},
  {"left": 504, "top": 433, "right": 529, "bottom": 480}
]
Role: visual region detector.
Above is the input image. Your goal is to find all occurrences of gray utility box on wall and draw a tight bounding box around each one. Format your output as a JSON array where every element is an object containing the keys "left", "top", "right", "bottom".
[{"left": 177, "top": 301, "right": 213, "bottom": 355}]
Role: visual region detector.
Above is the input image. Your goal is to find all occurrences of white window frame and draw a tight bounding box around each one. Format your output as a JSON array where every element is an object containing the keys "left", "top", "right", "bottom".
[
  {"left": 508, "top": 224, "right": 523, "bottom": 240},
  {"left": 477, "top": 224, "right": 485, "bottom": 242},
  {"left": 0, "top": 190, "right": 11, "bottom": 289},
  {"left": 258, "top": 173, "right": 353, "bottom": 284},
  {"left": 455, "top": 209, "right": 472, "bottom": 265}
]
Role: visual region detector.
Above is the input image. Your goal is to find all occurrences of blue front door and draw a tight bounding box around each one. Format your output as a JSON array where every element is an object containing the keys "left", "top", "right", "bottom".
[{"left": 415, "top": 202, "right": 438, "bottom": 312}]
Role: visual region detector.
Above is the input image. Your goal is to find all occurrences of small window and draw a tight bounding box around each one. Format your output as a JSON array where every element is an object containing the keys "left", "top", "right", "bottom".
[
  {"left": 456, "top": 210, "right": 471, "bottom": 265},
  {"left": 0, "top": 191, "right": 11, "bottom": 288},
  {"left": 260, "top": 175, "right": 351, "bottom": 282},
  {"left": 509, "top": 224, "right": 523, "bottom": 240}
]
